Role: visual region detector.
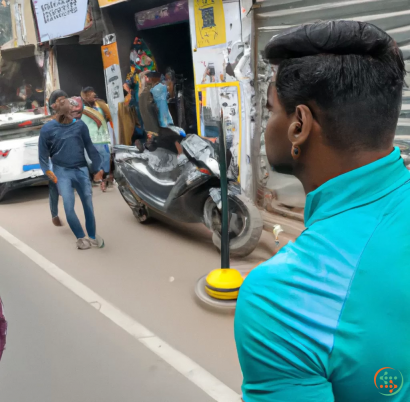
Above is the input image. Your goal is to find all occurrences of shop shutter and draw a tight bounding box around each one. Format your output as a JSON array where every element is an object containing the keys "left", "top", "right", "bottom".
[{"left": 253, "top": 0, "right": 410, "bottom": 62}]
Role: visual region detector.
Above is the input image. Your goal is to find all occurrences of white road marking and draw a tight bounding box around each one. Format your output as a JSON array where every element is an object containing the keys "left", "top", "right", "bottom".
[{"left": 0, "top": 225, "right": 241, "bottom": 402}]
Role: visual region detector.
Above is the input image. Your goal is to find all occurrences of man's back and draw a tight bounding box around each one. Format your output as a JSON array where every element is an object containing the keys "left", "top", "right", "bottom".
[{"left": 235, "top": 149, "right": 410, "bottom": 401}]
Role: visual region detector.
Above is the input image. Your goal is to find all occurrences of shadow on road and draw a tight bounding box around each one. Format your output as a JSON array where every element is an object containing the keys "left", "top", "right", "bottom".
[{"left": 0, "top": 185, "right": 49, "bottom": 205}]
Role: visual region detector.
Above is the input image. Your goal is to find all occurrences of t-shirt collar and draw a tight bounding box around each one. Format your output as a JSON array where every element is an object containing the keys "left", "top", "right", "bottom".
[{"left": 304, "top": 147, "right": 410, "bottom": 227}]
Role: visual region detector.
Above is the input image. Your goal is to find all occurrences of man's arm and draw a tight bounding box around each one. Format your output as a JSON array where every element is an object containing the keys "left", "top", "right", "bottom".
[
  {"left": 80, "top": 121, "right": 102, "bottom": 174},
  {"left": 235, "top": 265, "right": 335, "bottom": 402},
  {"left": 39, "top": 128, "right": 57, "bottom": 183},
  {"left": 38, "top": 128, "right": 50, "bottom": 174}
]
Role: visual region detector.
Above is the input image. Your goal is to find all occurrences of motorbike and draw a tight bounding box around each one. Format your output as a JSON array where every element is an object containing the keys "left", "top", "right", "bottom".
[{"left": 113, "top": 134, "right": 263, "bottom": 258}]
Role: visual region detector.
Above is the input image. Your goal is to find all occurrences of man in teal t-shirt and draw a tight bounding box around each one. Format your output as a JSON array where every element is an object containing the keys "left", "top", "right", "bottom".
[{"left": 235, "top": 21, "right": 410, "bottom": 402}]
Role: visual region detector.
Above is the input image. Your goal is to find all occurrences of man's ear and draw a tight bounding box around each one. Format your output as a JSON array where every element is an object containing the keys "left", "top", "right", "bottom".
[
  {"left": 287, "top": 104, "right": 313, "bottom": 147},
  {"left": 51, "top": 102, "right": 57, "bottom": 111}
]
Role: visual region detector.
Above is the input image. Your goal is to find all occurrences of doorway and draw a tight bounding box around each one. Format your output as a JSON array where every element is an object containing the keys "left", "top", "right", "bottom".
[{"left": 56, "top": 45, "right": 107, "bottom": 101}]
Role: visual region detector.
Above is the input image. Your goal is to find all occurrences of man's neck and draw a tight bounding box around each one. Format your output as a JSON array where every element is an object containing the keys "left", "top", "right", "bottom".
[
  {"left": 296, "top": 148, "right": 394, "bottom": 194},
  {"left": 57, "top": 114, "right": 73, "bottom": 125}
]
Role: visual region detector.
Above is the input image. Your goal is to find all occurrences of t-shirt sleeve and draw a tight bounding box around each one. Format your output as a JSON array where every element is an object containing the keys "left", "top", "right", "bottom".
[
  {"left": 38, "top": 125, "right": 50, "bottom": 174},
  {"left": 234, "top": 265, "right": 334, "bottom": 402}
]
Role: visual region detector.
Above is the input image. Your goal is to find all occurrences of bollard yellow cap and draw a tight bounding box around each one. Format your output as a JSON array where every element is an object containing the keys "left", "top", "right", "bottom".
[{"left": 205, "top": 269, "right": 244, "bottom": 300}]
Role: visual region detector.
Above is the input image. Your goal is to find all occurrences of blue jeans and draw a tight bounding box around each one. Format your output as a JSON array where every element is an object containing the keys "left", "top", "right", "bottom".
[
  {"left": 53, "top": 165, "right": 96, "bottom": 239},
  {"left": 49, "top": 181, "right": 59, "bottom": 218},
  {"left": 48, "top": 160, "right": 59, "bottom": 218}
]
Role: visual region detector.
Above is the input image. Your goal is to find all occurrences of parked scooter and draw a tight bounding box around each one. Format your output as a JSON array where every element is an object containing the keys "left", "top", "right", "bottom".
[{"left": 113, "top": 134, "right": 263, "bottom": 257}]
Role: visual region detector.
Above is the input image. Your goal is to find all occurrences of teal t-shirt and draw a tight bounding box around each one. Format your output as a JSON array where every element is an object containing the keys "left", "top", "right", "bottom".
[{"left": 235, "top": 147, "right": 410, "bottom": 402}]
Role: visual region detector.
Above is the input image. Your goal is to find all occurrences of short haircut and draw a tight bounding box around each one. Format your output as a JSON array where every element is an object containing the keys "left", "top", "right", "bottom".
[
  {"left": 49, "top": 89, "right": 68, "bottom": 109},
  {"left": 82, "top": 86, "right": 95, "bottom": 94},
  {"left": 265, "top": 20, "right": 406, "bottom": 151}
]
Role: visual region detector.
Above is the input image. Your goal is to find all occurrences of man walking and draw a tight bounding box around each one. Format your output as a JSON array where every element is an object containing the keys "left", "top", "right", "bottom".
[
  {"left": 39, "top": 90, "right": 105, "bottom": 250},
  {"left": 49, "top": 96, "right": 85, "bottom": 227}
]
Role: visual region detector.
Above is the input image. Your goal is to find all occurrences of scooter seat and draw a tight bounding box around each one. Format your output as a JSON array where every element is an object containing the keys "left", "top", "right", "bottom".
[{"left": 134, "top": 148, "right": 178, "bottom": 173}]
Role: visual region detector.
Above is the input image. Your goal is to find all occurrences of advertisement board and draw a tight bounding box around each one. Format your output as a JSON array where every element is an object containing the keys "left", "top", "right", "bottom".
[
  {"left": 193, "top": 0, "right": 226, "bottom": 48},
  {"left": 32, "top": 0, "right": 88, "bottom": 42}
]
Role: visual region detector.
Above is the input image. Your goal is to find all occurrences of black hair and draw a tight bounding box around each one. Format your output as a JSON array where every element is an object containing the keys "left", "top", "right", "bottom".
[
  {"left": 265, "top": 20, "right": 406, "bottom": 151},
  {"left": 82, "top": 86, "right": 95, "bottom": 93},
  {"left": 49, "top": 89, "right": 68, "bottom": 110}
]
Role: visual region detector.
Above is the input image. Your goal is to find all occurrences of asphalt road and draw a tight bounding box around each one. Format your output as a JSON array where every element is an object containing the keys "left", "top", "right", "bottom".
[{"left": 0, "top": 184, "right": 279, "bottom": 401}]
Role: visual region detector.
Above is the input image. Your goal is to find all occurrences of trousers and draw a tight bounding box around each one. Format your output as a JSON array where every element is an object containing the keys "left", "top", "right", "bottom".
[{"left": 53, "top": 165, "right": 96, "bottom": 239}]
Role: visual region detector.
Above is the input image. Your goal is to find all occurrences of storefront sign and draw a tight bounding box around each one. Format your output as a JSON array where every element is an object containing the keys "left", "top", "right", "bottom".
[
  {"left": 135, "top": 1, "right": 189, "bottom": 31},
  {"left": 32, "top": 0, "right": 88, "bottom": 42},
  {"left": 194, "top": 0, "right": 226, "bottom": 48},
  {"left": 98, "top": 0, "right": 127, "bottom": 7},
  {"left": 101, "top": 34, "right": 124, "bottom": 145}
]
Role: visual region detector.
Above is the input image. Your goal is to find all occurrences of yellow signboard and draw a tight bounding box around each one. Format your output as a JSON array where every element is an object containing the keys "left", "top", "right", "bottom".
[
  {"left": 98, "top": 0, "right": 127, "bottom": 8},
  {"left": 194, "top": 0, "right": 227, "bottom": 48},
  {"left": 101, "top": 43, "right": 119, "bottom": 69}
]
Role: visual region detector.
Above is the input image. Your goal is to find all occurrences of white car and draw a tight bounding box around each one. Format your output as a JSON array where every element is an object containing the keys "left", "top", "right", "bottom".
[{"left": 0, "top": 112, "right": 49, "bottom": 201}]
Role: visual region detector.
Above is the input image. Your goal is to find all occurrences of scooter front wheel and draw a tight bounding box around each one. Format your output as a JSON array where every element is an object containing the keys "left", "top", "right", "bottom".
[
  {"left": 204, "top": 194, "right": 263, "bottom": 258},
  {"left": 132, "top": 205, "right": 153, "bottom": 224},
  {"left": 118, "top": 184, "right": 153, "bottom": 224}
]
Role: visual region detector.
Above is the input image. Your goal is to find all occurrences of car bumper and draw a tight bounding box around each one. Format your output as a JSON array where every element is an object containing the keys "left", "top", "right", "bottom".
[{"left": 0, "top": 175, "right": 48, "bottom": 200}]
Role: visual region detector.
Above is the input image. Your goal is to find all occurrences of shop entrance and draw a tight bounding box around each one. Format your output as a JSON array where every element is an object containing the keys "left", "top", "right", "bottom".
[
  {"left": 107, "top": 1, "right": 197, "bottom": 138},
  {"left": 56, "top": 44, "right": 107, "bottom": 101},
  {"left": 137, "top": 21, "right": 196, "bottom": 133}
]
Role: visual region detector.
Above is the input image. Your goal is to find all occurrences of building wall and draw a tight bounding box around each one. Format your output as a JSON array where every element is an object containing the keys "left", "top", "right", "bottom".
[{"left": 252, "top": 0, "right": 410, "bottom": 220}]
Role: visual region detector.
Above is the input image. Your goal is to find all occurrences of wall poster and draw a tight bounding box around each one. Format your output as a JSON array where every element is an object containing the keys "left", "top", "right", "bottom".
[
  {"left": 101, "top": 34, "right": 124, "bottom": 145},
  {"left": 194, "top": 0, "right": 226, "bottom": 48}
]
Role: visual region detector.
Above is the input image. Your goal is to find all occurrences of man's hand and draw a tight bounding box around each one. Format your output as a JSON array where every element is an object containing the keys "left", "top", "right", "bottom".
[
  {"left": 93, "top": 169, "right": 104, "bottom": 182},
  {"left": 45, "top": 170, "right": 58, "bottom": 184}
]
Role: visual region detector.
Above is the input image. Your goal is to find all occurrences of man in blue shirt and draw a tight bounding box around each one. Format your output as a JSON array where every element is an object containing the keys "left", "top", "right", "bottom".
[
  {"left": 235, "top": 21, "right": 410, "bottom": 401},
  {"left": 39, "top": 90, "right": 105, "bottom": 250}
]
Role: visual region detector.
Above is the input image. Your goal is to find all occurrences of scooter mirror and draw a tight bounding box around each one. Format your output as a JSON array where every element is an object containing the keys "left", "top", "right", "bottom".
[{"left": 204, "top": 158, "right": 220, "bottom": 177}]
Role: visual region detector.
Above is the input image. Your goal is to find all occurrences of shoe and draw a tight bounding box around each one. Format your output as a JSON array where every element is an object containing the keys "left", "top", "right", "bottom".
[
  {"left": 52, "top": 216, "right": 62, "bottom": 227},
  {"left": 76, "top": 238, "right": 91, "bottom": 250},
  {"left": 89, "top": 234, "right": 105, "bottom": 248}
]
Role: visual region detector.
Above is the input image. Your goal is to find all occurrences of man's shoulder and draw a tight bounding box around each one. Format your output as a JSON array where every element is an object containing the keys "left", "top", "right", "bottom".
[
  {"left": 41, "top": 119, "right": 57, "bottom": 130},
  {"left": 74, "top": 119, "right": 88, "bottom": 131},
  {"left": 40, "top": 119, "right": 58, "bottom": 135}
]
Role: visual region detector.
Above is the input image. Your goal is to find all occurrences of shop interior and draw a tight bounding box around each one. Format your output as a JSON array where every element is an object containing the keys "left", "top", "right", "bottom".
[
  {"left": 107, "top": 0, "right": 197, "bottom": 146},
  {"left": 0, "top": 55, "right": 45, "bottom": 113}
]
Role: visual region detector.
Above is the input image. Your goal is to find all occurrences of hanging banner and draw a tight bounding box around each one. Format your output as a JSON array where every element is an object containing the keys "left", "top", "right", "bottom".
[
  {"left": 32, "top": 0, "right": 88, "bottom": 42},
  {"left": 194, "top": 0, "right": 226, "bottom": 48},
  {"left": 101, "top": 34, "right": 124, "bottom": 145},
  {"left": 98, "top": 0, "right": 127, "bottom": 7},
  {"left": 135, "top": 1, "right": 189, "bottom": 31}
]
